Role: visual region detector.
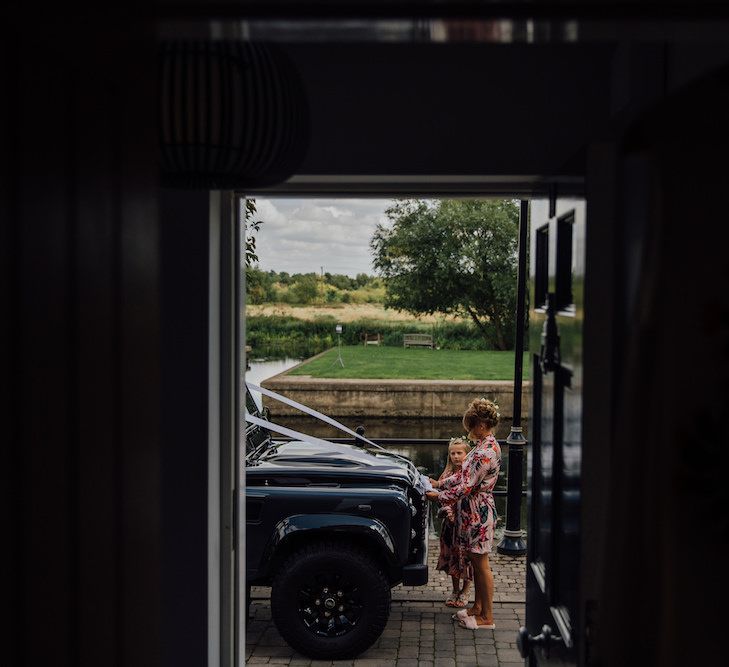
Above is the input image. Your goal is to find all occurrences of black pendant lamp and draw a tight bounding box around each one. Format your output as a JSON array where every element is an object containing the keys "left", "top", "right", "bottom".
[{"left": 159, "top": 41, "right": 309, "bottom": 189}]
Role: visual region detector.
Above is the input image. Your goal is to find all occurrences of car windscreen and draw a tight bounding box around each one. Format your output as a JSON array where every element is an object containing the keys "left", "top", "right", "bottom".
[
  {"left": 245, "top": 387, "right": 271, "bottom": 454},
  {"left": 246, "top": 387, "right": 261, "bottom": 416}
]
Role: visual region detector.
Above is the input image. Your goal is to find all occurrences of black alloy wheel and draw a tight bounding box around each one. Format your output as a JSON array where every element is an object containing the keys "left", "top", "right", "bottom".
[
  {"left": 271, "top": 542, "right": 391, "bottom": 659},
  {"left": 297, "top": 572, "right": 363, "bottom": 637}
]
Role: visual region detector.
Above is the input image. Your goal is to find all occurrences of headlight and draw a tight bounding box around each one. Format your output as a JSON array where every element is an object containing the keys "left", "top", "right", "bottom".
[
  {"left": 410, "top": 503, "right": 417, "bottom": 517},
  {"left": 411, "top": 529, "right": 417, "bottom": 539}
]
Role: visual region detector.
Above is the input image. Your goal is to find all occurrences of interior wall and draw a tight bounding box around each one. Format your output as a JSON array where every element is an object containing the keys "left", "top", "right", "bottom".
[
  {"left": 579, "top": 47, "right": 729, "bottom": 665},
  {"left": 282, "top": 42, "right": 614, "bottom": 177},
  {"left": 1, "top": 18, "right": 161, "bottom": 667},
  {"left": 597, "top": 65, "right": 729, "bottom": 665},
  {"left": 579, "top": 141, "right": 618, "bottom": 665}
]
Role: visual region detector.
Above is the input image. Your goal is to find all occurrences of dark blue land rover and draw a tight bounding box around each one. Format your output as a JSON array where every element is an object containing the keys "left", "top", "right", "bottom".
[{"left": 245, "top": 387, "right": 429, "bottom": 659}]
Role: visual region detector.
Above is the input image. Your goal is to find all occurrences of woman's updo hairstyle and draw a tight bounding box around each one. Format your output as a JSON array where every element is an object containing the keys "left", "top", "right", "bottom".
[{"left": 462, "top": 397, "right": 500, "bottom": 431}]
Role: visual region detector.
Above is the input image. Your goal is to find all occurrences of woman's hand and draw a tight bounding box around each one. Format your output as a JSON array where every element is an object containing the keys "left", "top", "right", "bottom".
[{"left": 425, "top": 490, "right": 439, "bottom": 501}]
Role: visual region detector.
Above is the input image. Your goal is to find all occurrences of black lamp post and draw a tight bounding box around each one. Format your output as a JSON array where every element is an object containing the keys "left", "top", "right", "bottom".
[{"left": 497, "top": 200, "right": 529, "bottom": 556}]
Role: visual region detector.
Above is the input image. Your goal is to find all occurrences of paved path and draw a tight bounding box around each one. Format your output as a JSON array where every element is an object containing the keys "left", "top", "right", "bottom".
[{"left": 247, "top": 538, "right": 526, "bottom": 666}]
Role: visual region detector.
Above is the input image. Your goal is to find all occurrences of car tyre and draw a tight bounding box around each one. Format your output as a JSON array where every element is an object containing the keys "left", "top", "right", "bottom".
[{"left": 271, "top": 541, "right": 391, "bottom": 659}]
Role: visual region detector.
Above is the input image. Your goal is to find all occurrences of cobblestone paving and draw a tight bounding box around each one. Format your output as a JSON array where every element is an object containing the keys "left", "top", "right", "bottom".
[{"left": 247, "top": 538, "right": 526, "bottom": 665}]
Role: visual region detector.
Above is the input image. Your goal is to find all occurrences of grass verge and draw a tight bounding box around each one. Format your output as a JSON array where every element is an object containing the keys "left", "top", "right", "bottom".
[{"left": 286, "top": 346, "right": 528, "bottom": 381}]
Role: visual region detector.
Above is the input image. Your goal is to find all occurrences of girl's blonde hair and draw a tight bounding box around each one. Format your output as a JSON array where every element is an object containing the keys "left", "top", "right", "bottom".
[{"left": 441, "top": 437, "right": 471, "bottom": 478}]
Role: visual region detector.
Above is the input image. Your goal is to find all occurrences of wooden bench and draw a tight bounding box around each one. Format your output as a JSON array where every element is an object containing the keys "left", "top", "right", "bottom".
[
  {"left": 362, "top": 333, "right": 382, "bottom": 346},
  {"left": 403, "top": 333, "right": 434, "bottom": 349}
]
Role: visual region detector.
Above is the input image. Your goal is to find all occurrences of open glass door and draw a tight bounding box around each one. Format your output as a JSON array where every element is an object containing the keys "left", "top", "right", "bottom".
[{"left": 521, "top": 198, "right": 585, "bottom": 665}]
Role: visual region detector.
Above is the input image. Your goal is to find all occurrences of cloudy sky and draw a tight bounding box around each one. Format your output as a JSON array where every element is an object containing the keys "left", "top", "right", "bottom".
[{"left": 251, "top": 198, "right": 394, "bottom": 277}]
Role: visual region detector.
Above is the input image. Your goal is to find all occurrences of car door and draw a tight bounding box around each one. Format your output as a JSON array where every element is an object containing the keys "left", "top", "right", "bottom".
[{"left": 520, "top": 198, "right": 585, "bottom": 665}]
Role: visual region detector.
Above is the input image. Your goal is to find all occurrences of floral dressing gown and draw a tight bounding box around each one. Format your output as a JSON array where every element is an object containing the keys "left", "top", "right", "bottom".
[
  {"left": 436, "top": 466, "right": 473, "bottom": 580},
  {"left": 437, "top": 435, "right": 501, "bottom": 554}
]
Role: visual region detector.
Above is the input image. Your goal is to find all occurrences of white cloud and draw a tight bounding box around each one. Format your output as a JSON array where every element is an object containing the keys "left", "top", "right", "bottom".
[
  {"left": 250, "top": 197, "right": 393, "bottom": 276},
  {"left": 253, "top": 199, "right": 288, "bottom": 227}
]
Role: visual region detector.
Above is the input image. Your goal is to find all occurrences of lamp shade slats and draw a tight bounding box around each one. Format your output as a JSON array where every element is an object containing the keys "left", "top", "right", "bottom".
[{"left": 159, "top": 41, "right": 308, "bottom": 189}]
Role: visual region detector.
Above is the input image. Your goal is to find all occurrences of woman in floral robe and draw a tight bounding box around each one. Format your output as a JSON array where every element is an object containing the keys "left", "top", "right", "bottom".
[{"left": 428, "top": 398, "right": 502, "bottom": 630}]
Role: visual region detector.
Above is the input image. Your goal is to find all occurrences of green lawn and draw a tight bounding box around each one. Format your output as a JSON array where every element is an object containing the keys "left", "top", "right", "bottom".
[{"left": 286, "top": 346, "right": 529, "bottom": 380}]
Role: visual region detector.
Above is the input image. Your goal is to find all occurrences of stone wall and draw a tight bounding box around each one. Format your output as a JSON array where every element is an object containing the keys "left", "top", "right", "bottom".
[{"left": 260, "top": 374, "right": 531, "bottom": 419}]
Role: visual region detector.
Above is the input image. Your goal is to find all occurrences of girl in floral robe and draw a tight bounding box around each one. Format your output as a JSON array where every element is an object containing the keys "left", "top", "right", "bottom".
[{"left": 436, "top": 438, "right": 473, "bottom": 607}]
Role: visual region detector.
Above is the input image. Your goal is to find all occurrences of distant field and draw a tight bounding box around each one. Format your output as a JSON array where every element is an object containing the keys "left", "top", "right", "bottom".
[
  {"left": 286, "top": 346, "right": 528, "bottom": 381},
  {"left": 246, "top": 302, "right": 466, "bottom": 324}
]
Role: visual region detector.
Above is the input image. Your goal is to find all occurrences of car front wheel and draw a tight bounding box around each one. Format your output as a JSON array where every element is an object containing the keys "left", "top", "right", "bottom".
[{"left": 271, "top": 541, "right": 391, "bottom": 659}]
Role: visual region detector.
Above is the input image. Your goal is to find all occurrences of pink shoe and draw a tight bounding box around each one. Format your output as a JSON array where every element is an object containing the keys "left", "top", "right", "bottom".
[
  {"left": 451, "top": 608, "right": 469, "bottom": 620},
  {"left": 458, "top": 615, "right": 495, "bottom": 630}
]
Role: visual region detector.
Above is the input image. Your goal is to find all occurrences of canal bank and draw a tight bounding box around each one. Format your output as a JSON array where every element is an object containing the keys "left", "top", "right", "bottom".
[{"left": 260, "top": 374, "right": 531, "bottom": 420}]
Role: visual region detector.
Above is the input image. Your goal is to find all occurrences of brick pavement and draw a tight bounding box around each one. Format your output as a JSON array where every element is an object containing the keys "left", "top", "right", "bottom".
[{"left": 247, "top": 537, "right": 526, "bottom": 665}]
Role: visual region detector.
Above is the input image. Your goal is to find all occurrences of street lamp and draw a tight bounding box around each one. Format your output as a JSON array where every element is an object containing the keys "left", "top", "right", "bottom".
[
  {"left": 334, "top": 324, "right": 344, "bottom": 368},
  {"left": 497, "top": 200, "right": 529, "bottom": 556}
]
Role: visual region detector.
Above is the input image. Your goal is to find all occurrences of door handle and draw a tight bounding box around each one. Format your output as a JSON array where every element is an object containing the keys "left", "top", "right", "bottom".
[{"left": 517, "top": 624, "right": 562, "bottom": 659}]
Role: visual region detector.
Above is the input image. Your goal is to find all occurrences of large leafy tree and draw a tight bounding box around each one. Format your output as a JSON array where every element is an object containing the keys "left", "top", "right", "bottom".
[{"left": 371, "top": 199, "right": 519, "bottom": 350}]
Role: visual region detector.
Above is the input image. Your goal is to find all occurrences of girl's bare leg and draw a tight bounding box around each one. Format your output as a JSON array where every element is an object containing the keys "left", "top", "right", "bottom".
[
  {"left": 450, "top": 575, "right": 460, "bottom": 594},
  {"left": 460, "top": 578, "right": 471, "bottom": 597}
]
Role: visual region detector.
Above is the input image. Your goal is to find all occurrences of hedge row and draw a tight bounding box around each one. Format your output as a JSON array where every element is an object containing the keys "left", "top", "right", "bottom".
[{"left": 246, "top": 315, "right": 496, "bottom": 358}]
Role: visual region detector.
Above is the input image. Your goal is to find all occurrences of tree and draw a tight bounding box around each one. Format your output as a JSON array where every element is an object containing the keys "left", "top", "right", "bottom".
[
  {"left": 246, "top": 267, "right": 267, "bottom": 304},
  {"left": 355, "top": 273, "right": 370, "bottom": 288},
  {"left": 290, "top": 275, "right": 319, "bottom": 304},
  {"left": 246, "top": 267, "right": 279, "bottom": 303},
  {"left": 370, "top": 199, "right": 519, "bottom": 350}
]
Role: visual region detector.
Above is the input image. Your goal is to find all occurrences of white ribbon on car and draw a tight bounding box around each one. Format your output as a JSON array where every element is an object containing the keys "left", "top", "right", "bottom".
[
  {"left": 245, "top": 412, "right": 416, "bottom": 474},
  {"left": 247, "top": 382, "right": 382, "bottom": 450},
  {"left": 245, "top": 412, "right": 338, "bottom": 450},
  {"left": 246, "top": 382, "right": 419, "bottom": 475}
]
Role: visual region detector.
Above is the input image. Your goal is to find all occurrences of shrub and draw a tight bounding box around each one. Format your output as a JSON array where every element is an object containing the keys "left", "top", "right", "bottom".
[{"left": 246, "top": 315, "right": 504, "bottom": 357}]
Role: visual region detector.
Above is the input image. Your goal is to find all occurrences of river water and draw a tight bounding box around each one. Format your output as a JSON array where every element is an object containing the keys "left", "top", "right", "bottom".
[
  {"left": 245, "top": 357, "right": 529, "bottom": 537},
  {"left": 245, "top": 356, "right": 303, "bottom": 401}
]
